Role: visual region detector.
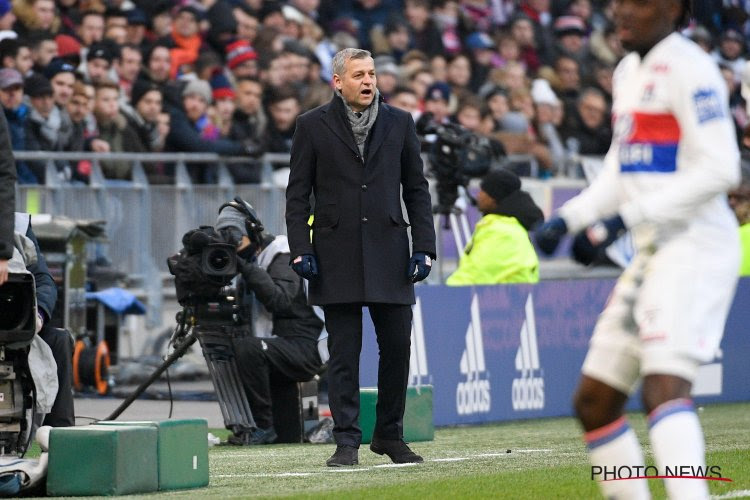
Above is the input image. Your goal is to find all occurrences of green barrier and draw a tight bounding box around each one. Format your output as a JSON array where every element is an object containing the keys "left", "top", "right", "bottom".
[
  {"left": 95, "top": 419, "right": 209, "bottom": 491},
  {"left": 47, "top": 425, "right": 158, "bottom": 496},
  {"left": 359, "top": 385, "right": 434, "bottom": 444}
]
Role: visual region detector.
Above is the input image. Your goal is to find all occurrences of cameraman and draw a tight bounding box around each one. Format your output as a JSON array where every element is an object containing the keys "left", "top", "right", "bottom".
[
  {"left": 215, "top": 203, "right": 324, "bottom": 445},
  {"left": 14, "top": 213, "right": 75, "bottom": 427}
]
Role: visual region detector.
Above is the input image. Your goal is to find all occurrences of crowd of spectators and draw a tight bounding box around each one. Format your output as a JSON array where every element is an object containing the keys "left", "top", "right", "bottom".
[{"left": 1, "top": 0, "right": 749, "bottom": 185}]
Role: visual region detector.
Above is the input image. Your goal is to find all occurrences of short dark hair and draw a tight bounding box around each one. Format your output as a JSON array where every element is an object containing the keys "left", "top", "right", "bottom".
[
  {"left": 266, "top": 85, "right": 299, "bottom": 106},
  {"left": 679, "top": 0, "right": 693, "bottom": 28}
]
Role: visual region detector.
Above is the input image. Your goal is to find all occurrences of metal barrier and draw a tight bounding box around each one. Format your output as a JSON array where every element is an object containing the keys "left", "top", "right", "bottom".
[{"left": 13, "top": 151, "right": 595, "bottom": 327}]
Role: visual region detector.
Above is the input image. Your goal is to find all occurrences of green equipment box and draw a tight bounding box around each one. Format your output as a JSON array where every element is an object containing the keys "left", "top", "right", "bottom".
[
  {"left": 359, "top": 385, "right": 434, "bottom": 444},
  {"left": 95, "top": 419, "right": 209, "bottom": 491},
  {"left": 47, "top": 425, "right": 158, "bottom": 496}
]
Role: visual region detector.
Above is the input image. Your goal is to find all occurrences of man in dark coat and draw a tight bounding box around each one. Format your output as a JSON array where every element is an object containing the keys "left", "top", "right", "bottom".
[
  {"left": 286, "top": 48, "right": 436, "bottom": 467},
  {"left": 0, "top": 110, "right": 16, "bottom": 285}
]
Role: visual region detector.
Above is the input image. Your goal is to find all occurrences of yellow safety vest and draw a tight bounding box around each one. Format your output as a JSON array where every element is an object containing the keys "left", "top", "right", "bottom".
[
  {"left": 447, "top": 214, "right": 539, "bottom": 285},
  {"left": 740, "top": 223, "right": 750, "bottom": 277}
]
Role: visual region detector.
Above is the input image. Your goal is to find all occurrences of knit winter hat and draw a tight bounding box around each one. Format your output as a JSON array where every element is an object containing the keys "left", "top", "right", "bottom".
[
  {"left": 225, "top": 40, "right": 257, "bottom": 70},
  {"left": 182, "top": 78, "right": 212, "bottom": 104},
  {"left": 215, "top": 206, "right": 247, "bottom": 236},
  {"left": 131, "top": 79, "right": 161, "bottom": 107},
  {"left": 210, "top": 72, "right": 235, "bottom": 100},
  {"left": 480, "top": 168, "right": 522, "bottom": 202}
]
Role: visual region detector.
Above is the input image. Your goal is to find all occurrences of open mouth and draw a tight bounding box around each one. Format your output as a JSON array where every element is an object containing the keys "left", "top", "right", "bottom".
[{"left": 360, "top": 88, "right": 373, "bottom": 97}]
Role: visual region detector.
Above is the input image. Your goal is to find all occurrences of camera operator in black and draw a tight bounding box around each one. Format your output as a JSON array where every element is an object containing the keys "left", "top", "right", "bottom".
[{"left": 215, "top": 203, "right": 324, "bottom": 445}]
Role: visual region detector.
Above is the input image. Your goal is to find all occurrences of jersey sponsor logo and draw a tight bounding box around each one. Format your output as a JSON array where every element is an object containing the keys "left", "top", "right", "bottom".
[
  {"left": 693, "top": 88, "right": 724, "bottom": 123},
  {"left": 456, "top": 294, "right": 491, "bottom": 415},
  {"left": 619, "top": 112, "right": 680, "bottom": 173},
  {"left": 408, "top": 298, "right": 431, "bottom": 387},
  {"left": 512, "top": 294, "right": 545, "bottom": 411}
]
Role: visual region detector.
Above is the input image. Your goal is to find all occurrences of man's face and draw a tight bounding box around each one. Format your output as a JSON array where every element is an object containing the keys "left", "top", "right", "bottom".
[
  {"left": 0, "top": 10, "right": 16, "bottom": 31},
  {"left": 387, "top": 27, "right": 410, "bottom": 51},
  {"left": 15, "top": 47, "right": 33, "bottom": 76},
  {"left": 578, "top": 93, "right": 607, "bottom": 130},
  {"left": 720, "top": 39, "right": 743, "bottom": 60},
  {"left": 67, "top": 93, "right": 90, "bottom": 122},
  {"left": 136, "top": 89, "right": 162, "bottom": 122},
  {"left": 183, "top": 94, "right": 208, "bottom": 122},
  {"left": 94, "top": 87, "right": 119, "bottom": 121},
  {"left": 105, "top": 25, "right": 127, "bottom": 45},
  {"left": 126, "top": 24, "right": 146, "bottom": 45},
  {"left": 333, "top": 56, "right": 376, "bottom": 112},
  {"left": 215, "top": 97, "right": 235, "bottom": 123},
  {"left": 612, "top": 0, "right": 680, "bottom": 54},
  {"left": 235, "top": 80, "right": 263, "bottom": 114},
  {"left": 87, "top": 58, "right": 110, "bottom": 83},
  {"left": 511, "top": 19, "right": 535, "bottom": 47},
  {"left": 33, "top": 0, "right": 55, "bottom": 30},
  {"left": 447, "top": 55, "right": 471, "bottom": 87},
  {"left": 174, "top": 11, "right": 199, "bottom": 38},
  {"left": 50, "top": 71, "right": 75, "bottom": 106},
  {"left": 457, "top": 106, "right": 481, "bottom": 132},
  {"left": 30, "top": 94, "right": 55, "bottom": 117},
  {"left": 559, "top": 33, "right": 584, "bottom": 55},
  {"left": 287, "top": 54, "right": 309, "bottom": 83},
  {"left": 152, "top": 12, "right": 173, "bottom": 38},
  {"left": 376, "top": 72, "right": 397, "bottom": 95},
  {"left": 79, "top": 14, "right": 104, "bottom": 46},
  {"left": 232, "top": 59, "right": 258, "bottom": 79},
  {"left": 424, "top": 98, "right": 449, "bottom": 123},
  {"left": 148, "top": 47, "right": 171, "bottom": 83},
  {"left": 117, "top": 47, "right": 142, "bottom": 82},
  {"left": 34, "top": 41, "right": 58, "bottom": 67},
  {"left": 556, "top": 58, "right": 580, "bottom": 90},
  {"left": 269, "top": 97, "right": 300, "bottom": 132},
  {"left": 390, "top": 91, "right": 419, "bottom": 114},
  {"left": 234, "top": 8, "right": 259, "bottom": 42},
  {"left": 476, "top": 189, "right": 496, "bottom": 214},
  {"left": 0, "top": 85, "right": 23, "bottom": 109}
]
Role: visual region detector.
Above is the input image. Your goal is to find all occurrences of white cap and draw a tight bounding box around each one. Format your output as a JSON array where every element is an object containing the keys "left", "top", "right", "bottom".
[{"left": 531, "top": 78, "right": 560, "bottom": 106}]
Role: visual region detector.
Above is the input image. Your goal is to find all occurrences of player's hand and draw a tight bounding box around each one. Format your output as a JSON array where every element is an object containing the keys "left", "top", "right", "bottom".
[
  {"left": 291, "top": 254, "right": 319, "bottom": 280},
  {"left": 535, "top": 217, "right": 568, "bottom": 255},
  {"left": 571, "top": 215, "right": 626, "bottom": 265},
  {"left": 408, "top": 252, "right": 432, "bottom": 283},
  {"left": 0, "top": 259, "right": 7, "bottom": 285}
]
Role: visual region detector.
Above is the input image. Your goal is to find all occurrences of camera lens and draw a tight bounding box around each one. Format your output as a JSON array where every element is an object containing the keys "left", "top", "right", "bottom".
[
  {"left": 0, "top": 282, "right": 32, "bottom": 331},
  {"left": 206, "top": 248, "right": 232, "bottom": 273}
]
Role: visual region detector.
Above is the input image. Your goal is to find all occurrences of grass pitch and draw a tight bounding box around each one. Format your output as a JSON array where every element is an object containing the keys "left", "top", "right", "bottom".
[{"left": 166, "top": 402, "right": 749, "bottom": 499}]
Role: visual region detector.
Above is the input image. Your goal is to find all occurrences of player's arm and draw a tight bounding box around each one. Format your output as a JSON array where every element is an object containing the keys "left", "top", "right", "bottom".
[{"left": 618, "top": 61, "right": 740, "bottom": 228}]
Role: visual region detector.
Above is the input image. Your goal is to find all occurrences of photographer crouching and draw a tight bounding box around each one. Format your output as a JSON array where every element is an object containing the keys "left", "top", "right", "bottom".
[{"left": 214, "top": 199, "right": 324, "bottom": 445}]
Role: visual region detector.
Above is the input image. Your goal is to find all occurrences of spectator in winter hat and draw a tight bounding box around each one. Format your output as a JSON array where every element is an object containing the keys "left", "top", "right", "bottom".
[
  {"left": 715, "top": 28, "right": 747, "bottom": 83},
  {"left": 421, "top": 81, "right": 452, "bottom": 125},
  {"left": 0, "top": 0, "right": 16, "bottom": 32},
  {"left": 226, "top": 40, "right": 258, "bottom": 80},
  {"left": 122, "top": 79, "right": 164, "bottom": 152},
  {"left": 44, "top": 57, "right": 76, "bottom": 107},
  {"left": 126, "top": 9, "right": 148, "bottom": 47},
  {"left": 84, "top": 41, "right": 115, "bottom": 84},
  {"left": 55, "top": 34, "right": 81, "bottom": 67},
  {"left": 210, "top": 72, "right": 236, "bottom": 137}
]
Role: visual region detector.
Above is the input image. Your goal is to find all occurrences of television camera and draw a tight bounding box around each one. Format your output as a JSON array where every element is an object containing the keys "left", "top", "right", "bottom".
[
  {"left": 417, "top": 113, "right": 503, "bottom": 215},
  {"left": 106, "top": 198, "right": 266, "bottom": 444},
  {"left": 0, "top": 273, "right": 37, "bottom": 458}
]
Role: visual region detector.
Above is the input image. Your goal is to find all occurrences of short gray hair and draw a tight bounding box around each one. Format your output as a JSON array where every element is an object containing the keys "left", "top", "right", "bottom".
[{"left": 332, "top": 48, "right": 371, "bottom": 77}]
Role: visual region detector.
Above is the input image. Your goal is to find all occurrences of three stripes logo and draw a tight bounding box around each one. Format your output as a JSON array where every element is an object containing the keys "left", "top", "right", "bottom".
[
  {"left": 408, "top": 298, "right": 430, "bottom": 387},
  {"left": 456, "top": 294, "right": 491, "bottom": 415},
  {"left": 512, "top": 294, "right": 545, "bottom": 410}
]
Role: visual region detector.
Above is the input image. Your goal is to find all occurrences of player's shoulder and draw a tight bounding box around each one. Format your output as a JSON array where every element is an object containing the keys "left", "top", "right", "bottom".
[{"left": 658, "top": 34, "right": 721, "bottom": 79}]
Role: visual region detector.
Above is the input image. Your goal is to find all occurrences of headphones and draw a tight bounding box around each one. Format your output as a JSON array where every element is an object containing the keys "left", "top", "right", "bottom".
[{"left": 218, "top": 196, "right": 265, "bottom": 251}]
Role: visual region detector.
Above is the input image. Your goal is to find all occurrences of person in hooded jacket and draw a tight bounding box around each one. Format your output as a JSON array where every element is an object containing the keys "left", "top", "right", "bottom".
[{"left": 447, "top": 168, "right": 543, "bottom": 285}]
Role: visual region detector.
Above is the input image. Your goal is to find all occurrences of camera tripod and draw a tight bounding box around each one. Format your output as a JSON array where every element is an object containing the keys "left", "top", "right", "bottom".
[
  {"left": 432, "top": 188, "right": 475, "bottom": 282},
  {"left": 104, "top": 305, "right": 257, "bottom": 441}
]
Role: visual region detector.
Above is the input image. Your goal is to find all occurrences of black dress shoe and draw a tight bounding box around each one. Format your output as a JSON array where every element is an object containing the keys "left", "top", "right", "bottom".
[
  {"left": 369, "top": 438, "right": 424, "bottom": 464},
  {"left": 326, "top": 445, "right": 359, "bottom": 467}
]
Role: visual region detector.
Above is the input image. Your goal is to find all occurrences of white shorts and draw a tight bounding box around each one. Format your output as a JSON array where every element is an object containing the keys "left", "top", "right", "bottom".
[{"left": 581, "top": 232, "right": 739, "bottom": 395}]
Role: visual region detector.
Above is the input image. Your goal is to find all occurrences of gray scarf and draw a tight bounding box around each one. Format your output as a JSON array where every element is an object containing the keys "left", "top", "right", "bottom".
[
  {"left": 336, "top": 89, "right": 379, "bottom": 156},
  {"left": 29, "top": 105, "right": 62, "bottom": 145}
]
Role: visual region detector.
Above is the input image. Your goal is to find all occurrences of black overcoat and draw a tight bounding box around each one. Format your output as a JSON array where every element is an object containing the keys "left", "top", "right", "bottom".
[{"left": 286, "top": 95, "right": 436, "bottom": 305}]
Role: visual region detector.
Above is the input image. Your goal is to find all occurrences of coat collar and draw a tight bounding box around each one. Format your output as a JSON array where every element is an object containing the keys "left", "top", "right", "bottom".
[{"left": 321, "top": 94, "right": 394, "bottom": 161}]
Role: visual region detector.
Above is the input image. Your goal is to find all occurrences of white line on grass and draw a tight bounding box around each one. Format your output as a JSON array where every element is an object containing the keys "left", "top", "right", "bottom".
[
  {"left": 711, "top": 490, "right": 750, "bottom": 499},
  {"left": 513, "top": 449, "right": 554, "bottom": 453},
  {"left": 432, "top": 458, "right": 471, "bottom": 462},
  {"left": 373, "top": 463, "right": 420, "bottom": 468}
]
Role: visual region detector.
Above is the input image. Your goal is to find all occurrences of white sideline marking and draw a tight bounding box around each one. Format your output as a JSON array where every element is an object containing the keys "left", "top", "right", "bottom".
[
  {"left": 373, "top": 463, "right": 420, "bottom": 468},
  {"left": 432, "top": 458, "right": 470, "bottom": 462},
  {"left": 711, "top": 490, "right": 750, "bottom": 499},
  {"left": 475, "top": 453, "right": 512, "bottom": 458},
  {"left": 514, "top": 449, "right": 553, "bottom": 453}
]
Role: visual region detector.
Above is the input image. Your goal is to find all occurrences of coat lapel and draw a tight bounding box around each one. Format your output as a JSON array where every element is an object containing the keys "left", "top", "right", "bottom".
[
  {"left": 321, "top": 97, "right": 360, "bottom": 157},
  {"left": 364, "top": 102, "right": 394, "bottom": 163}
]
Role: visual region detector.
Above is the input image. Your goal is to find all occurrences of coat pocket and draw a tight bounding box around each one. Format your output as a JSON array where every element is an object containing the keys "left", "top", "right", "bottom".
[
  {"left": 313, "top": 204, "right": 339, "bottom": 229},
  {"left": 389, "top": 213, "right": 410, "bottom": 228}
]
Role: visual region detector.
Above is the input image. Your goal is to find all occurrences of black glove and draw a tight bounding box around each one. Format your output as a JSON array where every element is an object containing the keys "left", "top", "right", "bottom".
[
  {"left": 291, "top": 254, "right": 319, "bottom": 280},
  {"left": 572, "top": 215, "right": 626, "bottom": 266},
  {"left": 535, "top": 217, "right": 568, "bottom": 255},
  {"left": 408, "top": 252, "right": 432, "bottom": 283}
]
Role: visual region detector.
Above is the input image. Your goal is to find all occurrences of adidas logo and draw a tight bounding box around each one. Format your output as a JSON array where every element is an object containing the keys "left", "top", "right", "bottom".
[
  {"left": 408, "top": 298, "right": 430, "bottom": 387},
  {"left": 456, "top": 294, "right": 491, "bottom": 415},
  {"left": 512, "top": 294, "right": 545, "bottom": 410}
]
